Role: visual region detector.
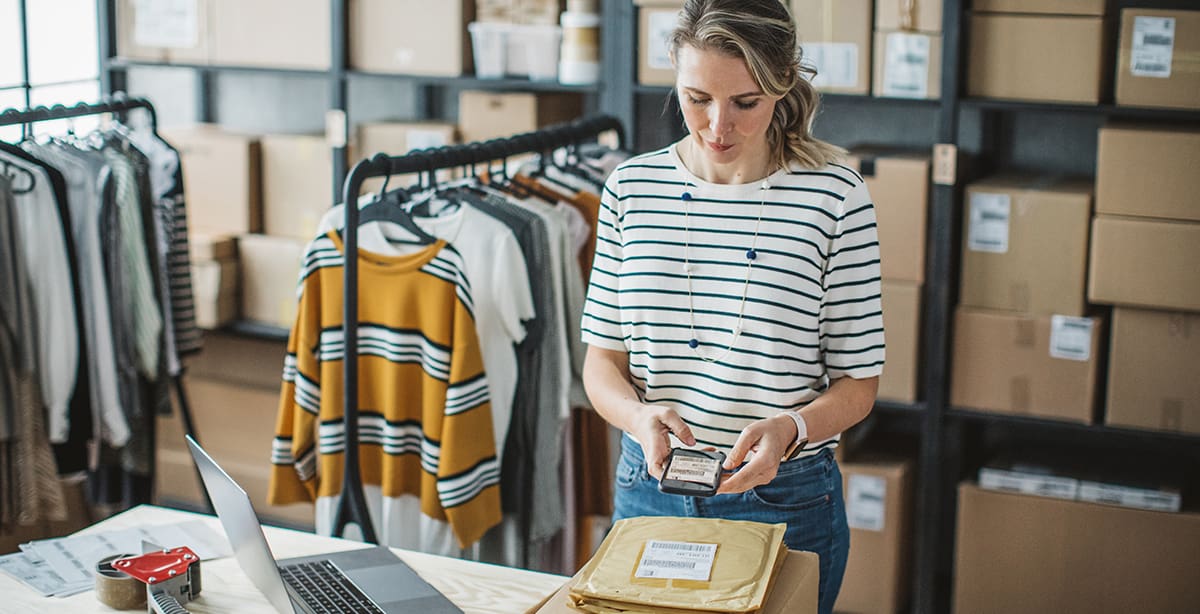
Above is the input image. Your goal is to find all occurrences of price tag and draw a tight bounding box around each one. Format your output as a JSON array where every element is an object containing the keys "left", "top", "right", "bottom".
[
  {"left": 882, "top": 33, "right": 930, "bottom": 99},
  {"left": 634, "top": 540, "right": 717, "bottom": 581},
  {"left": 134, "top": 0, "right": 198, "bottom": 49},
  {"left": 806, "top": 43, "right": 859, "bottom": 89},
  {"left": 967, "top": 192, "right": 1011, "bottom": 253},
  {"left": 1131, "top": 16, "right": 1175, "bottom": 78},
  {"left": 846, "top": 474, "right": 886, "bottom": 531},
  {"left": 1050, "top": 315, "right": 1094, "bottom": 361}
]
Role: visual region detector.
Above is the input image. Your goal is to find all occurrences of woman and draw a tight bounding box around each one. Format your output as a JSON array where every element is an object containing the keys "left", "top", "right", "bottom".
[{"left": 580, "top": 0, "right": 883, "bottom": 610}]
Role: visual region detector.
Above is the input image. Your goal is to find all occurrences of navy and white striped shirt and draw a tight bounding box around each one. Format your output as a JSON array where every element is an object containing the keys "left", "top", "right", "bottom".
[{"left": 580, "top": 144, "right": 885, "bottom": 456}]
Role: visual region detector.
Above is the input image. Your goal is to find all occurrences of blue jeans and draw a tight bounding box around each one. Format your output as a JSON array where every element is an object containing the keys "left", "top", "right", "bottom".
[{"left": 612, "top": 435, "right": 849, "bottom": 614}]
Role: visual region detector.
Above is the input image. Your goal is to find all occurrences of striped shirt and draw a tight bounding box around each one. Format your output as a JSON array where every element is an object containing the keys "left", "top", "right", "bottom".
[
  {"left": 268, "top": 231, "right": 501, "bottom": 548},
  {"left": 580, "top": 145, "right": 885, "bottom": 457}
]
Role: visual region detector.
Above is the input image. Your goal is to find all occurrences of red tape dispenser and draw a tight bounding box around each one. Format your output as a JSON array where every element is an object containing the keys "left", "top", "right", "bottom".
[{"left": 112, "top": 546, "right": 202, "bottom": 613}]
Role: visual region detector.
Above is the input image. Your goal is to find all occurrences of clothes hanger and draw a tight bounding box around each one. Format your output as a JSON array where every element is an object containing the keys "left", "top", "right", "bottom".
[{"left": 356, "top": 153, "right": 438, "bottom": 245}]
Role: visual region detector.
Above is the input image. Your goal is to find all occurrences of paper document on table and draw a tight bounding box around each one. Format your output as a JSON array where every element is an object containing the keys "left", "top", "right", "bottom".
[
  {"left": 0, "top": 551, "right": 75, "bottom": 597},
  {"left": 4, "top": 520, "right": 231, "bottom": 598}
]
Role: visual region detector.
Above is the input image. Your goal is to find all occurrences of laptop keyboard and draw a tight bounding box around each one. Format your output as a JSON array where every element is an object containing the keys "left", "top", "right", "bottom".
[{"left": 279, "top": 559, "right": 385, "bottom": 614}]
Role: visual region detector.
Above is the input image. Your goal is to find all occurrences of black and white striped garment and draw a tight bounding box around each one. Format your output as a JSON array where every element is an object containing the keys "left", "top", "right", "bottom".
[{"left": 580, "top": 144, "right": 885, "bottom": 457}]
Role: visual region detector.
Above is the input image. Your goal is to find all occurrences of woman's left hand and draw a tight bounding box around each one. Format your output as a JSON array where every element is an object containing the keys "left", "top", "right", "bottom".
[{"left": 715, "top": 414, "right": 798, "bottom": 494}]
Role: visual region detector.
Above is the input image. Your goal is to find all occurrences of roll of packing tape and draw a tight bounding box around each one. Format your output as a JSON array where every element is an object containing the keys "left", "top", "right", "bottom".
[{"left": 95, "top": 553, "right": 146, "bottom": 610}]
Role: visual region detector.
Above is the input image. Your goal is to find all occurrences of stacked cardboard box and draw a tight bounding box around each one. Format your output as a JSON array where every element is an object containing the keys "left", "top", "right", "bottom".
[
  {"left": 190, "top": 234, "right": 239, "bottom": 329},
  {"left": 951, "top": 174, "right": 1102, "bottom": 423},
  {"left": 847, "top": 149, "right": 930, "bottom": 404},
  {"left": 1089, "top": 124, "right": 1200, "bottom": 435},
  {"left": 350, "top": 0, "right": 476, "bottom": 76},
  {"left": 115, "top": 0, "right": 331, "bottom": 69},
  {"left": 954, "top": 483, "right": 1200, "bottom": 613},
  {"left": 967, "top": 0, "right": 1110, "bottom": 104},
  {"left": 351, "top": 121, "right": 460, "bottom": 194},
  {"left": 160, "top": 333, "right": 311, "bottom": 529},
  {"left": 834, "top": 454, "right": 914, "bottom": 614},
  {"left": 872, "top": 0, "right": 942, "bottom": 100},
  {"left": 458, "top": 90, "right": 583, "bottom": 143},
  {"left": 260, "top": 134, "right": 334, "bottom": 242},
  {"left": 1115, "top": 9, "right": 1200, "bottom": 110},
  {"left": 792, "top": 0, "right": 874, "bottom": 95}
]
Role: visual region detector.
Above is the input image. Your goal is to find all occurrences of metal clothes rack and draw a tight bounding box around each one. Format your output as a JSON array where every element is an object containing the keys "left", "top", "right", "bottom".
[
  {"left": 0, "top": 94, "right": 211, "bottom": 513},
  {"left": 332, "top": 114, "right": 626, "bottom": 542}
]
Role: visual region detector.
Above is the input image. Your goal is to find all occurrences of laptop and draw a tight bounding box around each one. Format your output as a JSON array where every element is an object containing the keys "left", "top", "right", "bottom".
[{"left": 186, "top": 435, "right": 463, "bottom": 614}]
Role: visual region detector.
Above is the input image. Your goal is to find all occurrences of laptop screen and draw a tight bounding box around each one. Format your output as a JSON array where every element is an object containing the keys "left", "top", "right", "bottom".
[{"left": 186, "top": 435, "right": 298, "bottom": 614}]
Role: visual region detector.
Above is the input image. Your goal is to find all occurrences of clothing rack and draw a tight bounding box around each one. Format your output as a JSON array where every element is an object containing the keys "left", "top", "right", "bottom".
[
  {"left": 334, "top": 114, "right": 626, "bottom": 543},
  {"left": 0, "top": 94, "right": 211, "bottom": 513}
]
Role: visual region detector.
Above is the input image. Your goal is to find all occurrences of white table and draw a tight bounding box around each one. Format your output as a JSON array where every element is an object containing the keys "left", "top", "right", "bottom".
[{"left": 1, "top": 505, "right": 567, "bottom": 613}]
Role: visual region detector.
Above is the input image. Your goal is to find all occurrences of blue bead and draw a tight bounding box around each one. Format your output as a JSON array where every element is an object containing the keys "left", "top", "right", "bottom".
[
  {"left": 681, "top": 191, "right": 693, "bottom": 201},
  {"left": 688, "top": 339, "right": 699, "bottom": 348},
  {"left": 746, "top": 249, "right": 758, "bottom": 260}
]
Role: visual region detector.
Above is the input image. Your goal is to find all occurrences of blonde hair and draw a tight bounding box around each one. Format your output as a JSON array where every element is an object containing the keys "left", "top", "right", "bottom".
[{"left": 668, "top": 0, "right": 844, "bottom": 170}]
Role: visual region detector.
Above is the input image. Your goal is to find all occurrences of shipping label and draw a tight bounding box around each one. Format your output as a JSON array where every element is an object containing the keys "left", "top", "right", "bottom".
[
  {"left": 1049, "top": 315, "right": 1094, "bottom": 362},
  {"left": 806, "top": 43, "right": 860, "bottom": 89},
  {"left": 648, "top": 11, "right": 681, "bottom": 70},
  {"left": 1131, "top": 16, "right": 1175, "bottom": 78},
  {"left": 882, "top": 33, "right": 930, "bottom": 99},
  {"left": 634, "top": 540, "right": 717, "bottom": 581},
  {"left": 846, "top": 474, "right": 887, "bottom": 532},
  {"left": 134, "top": 0, "right": 198, "bottom": 49},
  {"left": 967, "top": 192, "right": 1011, "bottom": 253}
]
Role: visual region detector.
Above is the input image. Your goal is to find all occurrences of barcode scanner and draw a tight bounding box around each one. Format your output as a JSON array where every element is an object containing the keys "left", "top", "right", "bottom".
[{"left": 658, "top": 448, "right": 726, "bottom": 497}]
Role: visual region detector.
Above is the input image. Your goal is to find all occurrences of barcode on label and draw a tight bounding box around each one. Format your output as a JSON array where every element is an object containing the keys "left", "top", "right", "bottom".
[
  {"left": 1133, "top": 62, "right": 1168, "bottom": 73},
  {"left": 652, "top": 542, "right": 709, "bottom": 552},
  {"left": 641, "top": 559, "right": 697, "bottom": 569}
]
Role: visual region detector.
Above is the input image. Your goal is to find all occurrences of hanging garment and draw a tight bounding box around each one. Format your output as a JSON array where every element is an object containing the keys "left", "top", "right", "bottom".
[
  {"left": 269, "top": 231, "right": 502, "bottom": 550},
  {"left": 0, "top": 147, "right": 80, "bottom": 446}
]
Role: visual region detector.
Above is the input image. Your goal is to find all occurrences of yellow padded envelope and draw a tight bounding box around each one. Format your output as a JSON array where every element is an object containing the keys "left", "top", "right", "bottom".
[{"left": 567, "top": 517, "right": 788, "bottom": 613}]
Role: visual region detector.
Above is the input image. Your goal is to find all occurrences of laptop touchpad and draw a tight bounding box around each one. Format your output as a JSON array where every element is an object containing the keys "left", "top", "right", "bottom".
[{"left": 349, "top": 566, "right": 439, "bottom": 602}]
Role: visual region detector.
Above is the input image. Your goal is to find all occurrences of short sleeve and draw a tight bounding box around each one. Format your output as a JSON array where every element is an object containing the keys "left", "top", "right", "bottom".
[
  {"left": 819, "top": 181, "right": 886, "bottom": 379},
  {"left": 492, "top": 230, "right": 535, "bottom": 344},
  {"left": 580, "top": 172, "right": 627, "bottom": 351}
]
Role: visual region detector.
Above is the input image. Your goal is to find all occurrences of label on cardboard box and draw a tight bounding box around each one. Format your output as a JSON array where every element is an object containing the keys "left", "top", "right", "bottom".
[
  {"left": 1077, "top": 481, "right": 1181, "bottom": 513},
  {"left": 967, "top": 192, "right": 1010, "bottom": 253},
  {"left": 978, "top": 468, "right": 1079, "bottom": 500},
  {"left": 647, "top": 10, "right": 680, "bottom": 70},
  {"left": 134, "top": 0, "right": 198, "bottom": 48},
  {"left": 806, "top": 43, "right": 859, "bottom": 89},
  {"left": 1049, "top": 315, "right": 1094, "bottom": 361},
  {"left": 634, "top": 540, "right": 717, "bottom": 581},
  {"left": 1131, "top": 16, "right": 1175, "bottom": 78},
  {"left": 882, "top": 33, "right": 930, "bottom": 99},
  {"left": 846, "top": 474, "right": 886, "bottom": 531}
]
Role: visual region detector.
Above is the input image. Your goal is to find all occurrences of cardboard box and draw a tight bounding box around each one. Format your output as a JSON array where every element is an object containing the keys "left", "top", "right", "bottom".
[
  {"left": 637, "top": 1, "right": 683, "bottom": 86},
  {"left": 954, "top": 483, "right": 1200, "bottom": 614},
  {"left": 115, "top": 0, "right": 211, "bottom": 63},
  {"left": 950, "top": 308, "right": 1102, "bottom": 423},
  {"left": 1105, "top": 307, "right": 1200, "bottom": 435},
  {"left": 350, "top": 0, "right": 475, "bottom": 76},
  {"left": 260, "top": 134, "right": 334, "bottom": 241},
  {"left": 879, "top": 281, "right": 921, "bottom": 404},
  {"left": 848, "top": 149, "right": 930, "bottom": 283},
  {"left": 967, "top": 13, "right": 1109, "bottom": 104},
  {"left": 528, "top": 550, "right": 819, "bottom": 613},
  {"left": 238, "top": 234, "right": 306, "bottom": 329},
  {"left": 1096, "top": 125, "right": 1200, "bottom": 222},
  {"left": 1088, "top": 216, "right": 1200, "bottom": 313},
  {"left": 872, "top": 30, "right": 942, "bottom": 100},
  {"left": 874, "top": 0, "right": 941, "bottom": 33},
  {"left": 959, "top": 175, "right": 1092, "bottom": 317},
  {"left": 351, "top": 121, "right": 459, "bottom": 193},
  {"left": 183, "top": 330, "right": 289, "bottom": 389},
  {"left": 192, "top": 258, "right": 239, "bottom": 330},
  {"left": 792, "top": 0, "right": 873, "bottom": 95},
  {"left": 972, "top": 0, "right": 1106, "bottom": 16},
  {"left": 458, "top": 90, "right": 583, "bottom": 143},
  {"left": 1116, "top": 9, "right": 1200, "bottom": 110},
  {"left": 163, "top": 125, "right": 262, "bottom": 236},
  {"left": 188, "top": 233, "right": 237, "bottom": 262},
  {"left": 835, "top": 457, "right": 913, "bottom": 614},
  {"left": 209, "top": 0, "right": 330, "bottom": 70}
]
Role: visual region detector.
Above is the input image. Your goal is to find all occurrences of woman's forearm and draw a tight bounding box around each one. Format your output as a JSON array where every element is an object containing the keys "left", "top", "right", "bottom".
[
  {"left": 795, "top": 376, "right": 879, "bottom": 443},
  {"left": 582, "top": 345, "right": 645, "bottom": 435}
]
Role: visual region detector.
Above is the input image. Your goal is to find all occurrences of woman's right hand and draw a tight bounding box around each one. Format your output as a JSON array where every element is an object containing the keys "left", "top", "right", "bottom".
[{"left": 630, "top": 404, "right": 696, "bottom": 480}]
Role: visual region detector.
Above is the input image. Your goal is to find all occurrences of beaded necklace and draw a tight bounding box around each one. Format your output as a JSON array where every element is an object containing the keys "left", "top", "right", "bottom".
[{"left": 678, "top": 142, "right": 774, "bottom": 363}]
